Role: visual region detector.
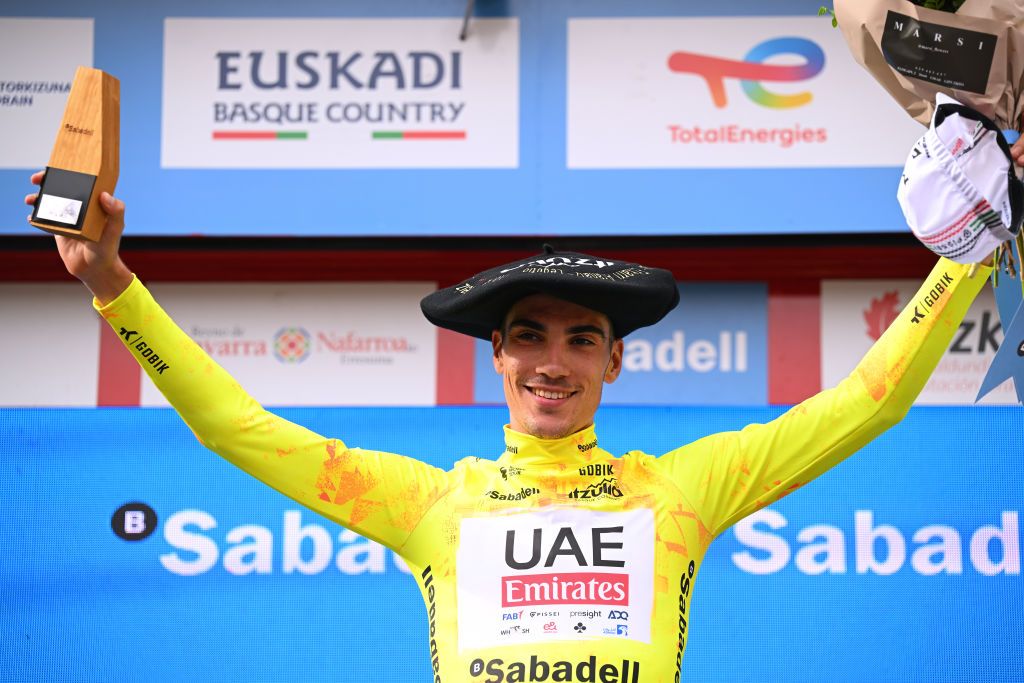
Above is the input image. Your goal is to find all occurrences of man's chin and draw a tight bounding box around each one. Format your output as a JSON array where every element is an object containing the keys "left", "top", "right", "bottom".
[{"left": 524, "top": 416, "right": 578, "bottom": 440}]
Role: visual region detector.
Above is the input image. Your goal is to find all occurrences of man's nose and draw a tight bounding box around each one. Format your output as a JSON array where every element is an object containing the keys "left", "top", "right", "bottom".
[{"left": 535, "top": 343, "right": 570, "bottom": 379}]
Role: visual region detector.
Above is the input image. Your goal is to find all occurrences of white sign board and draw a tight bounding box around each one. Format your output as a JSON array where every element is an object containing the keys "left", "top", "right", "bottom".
[
  {"left": 143, "top": 282, "right": 438, "bottom": 406},
  {"left": 163, "top": 18, "right": 519, "bottom": 168},
  {"left": 568, "top": 18, "right": 922, "bottom": 168},
  {"left": 0, "top": 18, "right": 93, "bottom": 169},
  {"left": 821, "top": 280, "right": 1016, "bottom": 405}
]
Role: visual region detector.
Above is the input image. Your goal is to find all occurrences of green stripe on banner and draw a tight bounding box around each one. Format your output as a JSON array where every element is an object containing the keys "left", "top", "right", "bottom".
[
  {"left": 276, "top": 131, "right": 308, "bottom": 140},
  {"left": 372, "top": 131, "right": 404, "bottom": 139}
]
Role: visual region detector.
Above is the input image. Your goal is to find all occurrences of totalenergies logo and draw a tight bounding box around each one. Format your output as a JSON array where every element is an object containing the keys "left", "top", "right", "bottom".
[{"left": 668, "top": 37, "right": 825, "bottom": 109}]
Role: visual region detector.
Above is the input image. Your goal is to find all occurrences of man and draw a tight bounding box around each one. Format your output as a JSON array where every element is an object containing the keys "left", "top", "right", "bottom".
[{"left": 24, "top": 162, "right": 1007, "bottom": 682}]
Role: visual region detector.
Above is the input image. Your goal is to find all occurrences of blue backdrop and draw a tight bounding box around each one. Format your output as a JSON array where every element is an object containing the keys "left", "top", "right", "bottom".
[
  {"left": 1, "top": 0, "right": 911, "bottom": 237},
  {"left": 2, "top": 405, "right": 1021, "bottom": 682}
]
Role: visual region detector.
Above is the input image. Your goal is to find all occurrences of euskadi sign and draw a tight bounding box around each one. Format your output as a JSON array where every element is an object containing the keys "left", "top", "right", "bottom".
[{"left": 162, "top": 18, "right": 519, "bottom": 168}]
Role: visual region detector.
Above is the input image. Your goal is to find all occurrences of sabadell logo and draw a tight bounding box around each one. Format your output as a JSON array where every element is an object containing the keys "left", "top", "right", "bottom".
[{"left": 273, "top": 327, "right": 313, "bottom": 364}]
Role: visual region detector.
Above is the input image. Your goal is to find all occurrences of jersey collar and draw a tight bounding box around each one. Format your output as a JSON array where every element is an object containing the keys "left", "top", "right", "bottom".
[{"left": 500, "top": 424, "right": 601, "bottom": 466}]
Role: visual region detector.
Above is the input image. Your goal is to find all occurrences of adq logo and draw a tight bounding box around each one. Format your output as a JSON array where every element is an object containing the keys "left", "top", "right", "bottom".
[{"left": 668, "top": 37, "right": 825, "bottom": 109}]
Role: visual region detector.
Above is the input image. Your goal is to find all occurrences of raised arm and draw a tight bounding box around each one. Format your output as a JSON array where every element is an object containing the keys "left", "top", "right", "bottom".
[
  {"left": 658, "top": 258, "right": 991, "bottom": 537},
  {"left": 27, "top": 174, "right": 448, "bottom": 550}
]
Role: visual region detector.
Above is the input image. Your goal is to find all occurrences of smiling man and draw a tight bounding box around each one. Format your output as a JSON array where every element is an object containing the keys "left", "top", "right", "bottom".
[
  {"left": 28, "top": 170, "right": 995, "bottom": 681},
  {"left": 495, "top": 295, "right": 624, "bottom": 439}
]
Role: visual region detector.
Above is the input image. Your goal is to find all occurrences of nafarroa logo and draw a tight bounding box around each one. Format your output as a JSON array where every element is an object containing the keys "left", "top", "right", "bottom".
[
  {"left": 273, "top": 327, "right": 313, "bottom": 364},
  {"left": 668, "top": 37, "right": 825, "bottom": 109}
]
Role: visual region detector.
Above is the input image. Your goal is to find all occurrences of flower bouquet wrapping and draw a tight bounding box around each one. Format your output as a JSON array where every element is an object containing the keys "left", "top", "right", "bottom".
[
  {"left": 834, "top": 0, "right": 1024, "bottom": 403},
  {"left": 834, "top": 0, "right": 1023, "bottom": 129}
]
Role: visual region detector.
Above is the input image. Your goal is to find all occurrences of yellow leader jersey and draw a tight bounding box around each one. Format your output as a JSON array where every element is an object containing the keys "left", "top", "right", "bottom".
[{"left": 96, "top": 259, "right": 987, "bottom": 683}]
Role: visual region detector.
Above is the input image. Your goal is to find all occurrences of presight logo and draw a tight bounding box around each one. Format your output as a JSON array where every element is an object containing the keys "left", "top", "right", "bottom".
[
  {"left": 668, "top": 37, "right": 825, "bottom": 109},
  {"left": 273, "top": 327, "right": 312, "bottom": 364}
]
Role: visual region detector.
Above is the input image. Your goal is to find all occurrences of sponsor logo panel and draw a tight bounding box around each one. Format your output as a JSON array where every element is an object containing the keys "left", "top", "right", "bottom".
[
  {"left": 568, "top": 478, "right": 623, "bottom": 500},
  {"left": 0, "top": 18, "right": 92, "bottom": 169},
  {"left": 456, "top": 509, "right": 654, "bottom": 649},
  {"left": 474, "top": 282, "right": 767, "bottom": 406},
  {"left": 468, "top": 655, "right": 641, "bottom": 683},
  {"left": 486, "top": 487, "right": 540, "bottom": 502},
  {"left": 501, "top": 572, "right": 627, "bottom": 607},
  {"left": 605, "top": 283, "right": 767, "bottom": 405},
  {"left": 141, "top": 282, "right": 437, "bottom": 406},
  {"left": 127, "top": 506, "right": 412, "bottom": 577},
  {"left": 731, "top": 509, "right": 1020, "bottom": 577},
  {"left": 499, "top": 465, "right": 524, "bottom": 481},
  {"left": 567, "top": 17, "right": 921, "bottom": 168},
  {"left": 821, "top": 280, "right": 1016, "bottom": 404},
  {"left": 162, "top": 18, "right": 518, "bottom": 168}
]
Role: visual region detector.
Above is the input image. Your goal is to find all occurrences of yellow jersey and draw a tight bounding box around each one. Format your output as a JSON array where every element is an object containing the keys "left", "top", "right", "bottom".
[{"left": 96, "top": 258, "right": 986, "bottom": 682}]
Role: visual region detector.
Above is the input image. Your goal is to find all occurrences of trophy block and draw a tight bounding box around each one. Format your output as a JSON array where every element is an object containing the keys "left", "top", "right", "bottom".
[{"left": 30, "top": 66, "right": 119, "bottom": 242}]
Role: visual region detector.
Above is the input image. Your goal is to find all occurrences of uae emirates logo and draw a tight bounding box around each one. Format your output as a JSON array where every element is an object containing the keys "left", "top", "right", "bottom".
[{"left": 274, "top": 327, "right": 312, "bottom": 364}]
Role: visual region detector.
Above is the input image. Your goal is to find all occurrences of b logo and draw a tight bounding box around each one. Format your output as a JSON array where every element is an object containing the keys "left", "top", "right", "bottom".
[
  {"left": 668, "top": 37, "right": 825, "bottom": 109},
  {"left": 470, "top": 658, "right": 485, "bottom": 677},
  {"left": 112, "top": 502, "right": 158, "bottom": 541}
]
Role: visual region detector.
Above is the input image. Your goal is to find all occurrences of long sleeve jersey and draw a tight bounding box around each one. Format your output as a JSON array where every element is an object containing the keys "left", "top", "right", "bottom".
[{"left": 96, "top": 258, "right": 987, "bottom": 682}]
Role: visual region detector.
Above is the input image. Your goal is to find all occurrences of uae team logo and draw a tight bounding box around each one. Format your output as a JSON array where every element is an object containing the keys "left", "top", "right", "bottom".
[
  {"left": 456, "top": 509, "right": 655, "bottom": 649},
  {"left": 274, "top": 327, "right": 312, "bottom": 364}
]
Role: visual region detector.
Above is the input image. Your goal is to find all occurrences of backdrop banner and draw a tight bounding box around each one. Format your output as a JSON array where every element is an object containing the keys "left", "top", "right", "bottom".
[
  {"left": 0, "top": 0, "right": 923, "bottom": 236},
  {"left": 3, "top": 406, "right": 1021, "bottom": 682}
]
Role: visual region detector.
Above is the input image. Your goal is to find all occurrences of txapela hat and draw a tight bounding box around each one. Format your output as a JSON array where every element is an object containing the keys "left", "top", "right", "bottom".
[{"left": 420, "top": 246, "right": 679, "bottom": 340}]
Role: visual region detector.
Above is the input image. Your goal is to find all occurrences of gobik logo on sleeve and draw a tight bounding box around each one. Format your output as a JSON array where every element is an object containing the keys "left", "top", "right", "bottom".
[
  {"left": 111, "top": 502, "right": 158, "bottom": 541},
  {"left": 456, "top": 509, "right": 654, "bottom": 649}
]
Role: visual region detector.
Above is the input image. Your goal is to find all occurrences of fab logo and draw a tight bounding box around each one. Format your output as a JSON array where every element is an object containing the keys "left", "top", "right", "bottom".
[{"left": 668, "top": 37, "right": 825, "bottom": 109}]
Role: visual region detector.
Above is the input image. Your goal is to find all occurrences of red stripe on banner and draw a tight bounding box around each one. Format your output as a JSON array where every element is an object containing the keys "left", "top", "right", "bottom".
[
  {"left": 436, "top": 327, "right": 475, "bottom": 405},
  {"left": 403, "top": 131, "right": 466, "bottom": 140},
  {"left": 97, "top": 319, "right": 141, "bottom": 406},
  {"left": 212, "top": 131, "right": 277, "bottom": 140},
  {"left": 768, "top": 281, "right": 821, "bottom": 405}
]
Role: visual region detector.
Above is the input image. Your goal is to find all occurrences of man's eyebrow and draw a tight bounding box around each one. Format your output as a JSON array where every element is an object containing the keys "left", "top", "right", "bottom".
[
  {"left": 507, "top": 318, "right": 546, "bottom": 332},
  {"left": 567, "top": 324, "right": 607, "bottom": 339},
  {"left": 507, "top": 319, "right": 608, "bottom": 339}
]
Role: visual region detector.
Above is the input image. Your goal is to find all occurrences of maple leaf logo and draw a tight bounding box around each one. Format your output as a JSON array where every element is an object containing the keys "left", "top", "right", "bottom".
[{"left": 863, "top": 291, "right": 901, "bottom": 341}]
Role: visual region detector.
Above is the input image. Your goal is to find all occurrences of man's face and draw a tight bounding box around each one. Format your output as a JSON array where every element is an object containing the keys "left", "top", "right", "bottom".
[{"left": 492, "top": 294, "right": 624, "bottom": 440}]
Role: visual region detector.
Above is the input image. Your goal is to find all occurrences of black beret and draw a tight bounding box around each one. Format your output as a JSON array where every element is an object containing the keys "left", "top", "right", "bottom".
[{"left": 420, "top": 246, "right": 680, "bottom": 340}]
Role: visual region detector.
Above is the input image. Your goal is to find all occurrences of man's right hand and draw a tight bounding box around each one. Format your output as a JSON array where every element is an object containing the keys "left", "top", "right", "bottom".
[{"left": 26, "top": 170, "right": 133, "bottom": 305}]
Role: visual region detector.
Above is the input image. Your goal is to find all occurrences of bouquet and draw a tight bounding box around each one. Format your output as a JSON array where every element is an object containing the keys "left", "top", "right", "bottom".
[{"left": 834, "top": 0, "right": 1023, "bottom": 130}]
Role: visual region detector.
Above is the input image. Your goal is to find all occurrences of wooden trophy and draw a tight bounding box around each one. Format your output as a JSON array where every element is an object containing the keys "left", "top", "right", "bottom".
[{"left": 30, "top": 66, "right": 119, "bottom": 242}]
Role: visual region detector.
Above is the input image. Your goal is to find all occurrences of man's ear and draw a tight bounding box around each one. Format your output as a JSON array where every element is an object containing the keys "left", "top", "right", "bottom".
[
  {"left": 604, "top": 338, "right": 624, "bottom": 384},
  {"left": 491, "top": 329, "right": 505, "bottom": 375}
]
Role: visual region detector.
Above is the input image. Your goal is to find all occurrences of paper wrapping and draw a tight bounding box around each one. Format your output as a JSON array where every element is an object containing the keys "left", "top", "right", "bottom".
[{"left": 834, "top": 0, "right": 1024, "bottom": 129}]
